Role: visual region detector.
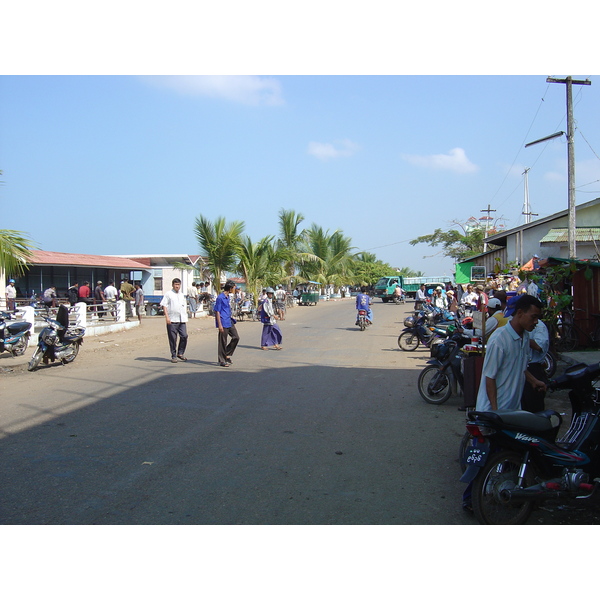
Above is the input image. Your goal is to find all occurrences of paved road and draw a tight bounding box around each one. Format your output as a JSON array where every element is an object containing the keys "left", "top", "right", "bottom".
[{"left": 1, "top": 299, "right": 592, "bottom": 525}]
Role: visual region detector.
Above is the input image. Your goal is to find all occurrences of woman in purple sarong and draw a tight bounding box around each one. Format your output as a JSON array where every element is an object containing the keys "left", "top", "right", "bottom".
[{"left": 260, "top": 288, "right": 283, "bottom": 350}]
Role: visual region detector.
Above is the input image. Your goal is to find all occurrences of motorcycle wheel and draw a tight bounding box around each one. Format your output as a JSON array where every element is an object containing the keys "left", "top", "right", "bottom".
[
  {"left": 359, "top": 319, "right": 366, "bottom": 331},
  {"left": 458, "top": 432, "right": 474, "bottom": 473},
  {"left": 11, "top": 333, "right": 29, "bottom": 357},
  {"left": 60, "top": 343, "right": 80, "bottom": 364},
  {"left": 27, "top": 347, "right": 44, "bottom": 372},
  {"left": 472, "top": 450, "right": 536, "bottom": 525},
  {"left": 417, "top": 365, "right": 452, "bottom": 404},
  {"left": 542, "top": 350, "right": 557, "bottom": 379},
  {"left": 398, "top": 331, "right": 419, "bottom": 351}
]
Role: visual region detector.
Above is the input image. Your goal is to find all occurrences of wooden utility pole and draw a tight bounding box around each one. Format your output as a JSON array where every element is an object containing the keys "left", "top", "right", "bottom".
[
  {"left": 547, "top": 76, "right": 591, "bottom": 259},
  {"left": 480, "top": 204, "right": 496, "bottom": 252}
]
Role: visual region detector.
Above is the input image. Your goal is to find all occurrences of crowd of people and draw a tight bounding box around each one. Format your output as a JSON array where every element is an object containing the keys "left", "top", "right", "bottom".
[{"left": 26, "top": 279, "right": 145, "bottom": 323}]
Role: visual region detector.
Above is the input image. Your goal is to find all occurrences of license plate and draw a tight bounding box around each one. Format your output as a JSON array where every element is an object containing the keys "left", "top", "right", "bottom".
[{"left": 465, "top": 446, "right": 488, "bottom": 466}]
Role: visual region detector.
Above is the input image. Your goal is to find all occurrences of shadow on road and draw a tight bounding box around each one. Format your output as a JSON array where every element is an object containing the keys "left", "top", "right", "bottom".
[{"left": 0, "top": 361, "right": 474, "bottom": 526}]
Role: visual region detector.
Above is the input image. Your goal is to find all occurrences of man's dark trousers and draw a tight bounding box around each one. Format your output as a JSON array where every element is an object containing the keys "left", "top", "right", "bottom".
[
  {"left": 218, "top": 324, "right": 240, "bottom": 364},
  {"left": 167, "top": 322, "right": 188, "bottom": 358}
]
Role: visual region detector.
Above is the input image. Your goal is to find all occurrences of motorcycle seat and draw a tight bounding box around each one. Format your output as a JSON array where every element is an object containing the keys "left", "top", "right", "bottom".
[
  {"left": 468, "top": 409, "right": 562, "bottom": 433},
  {"left": 5, "top": 321, "right": 31, "bottom": 335}
]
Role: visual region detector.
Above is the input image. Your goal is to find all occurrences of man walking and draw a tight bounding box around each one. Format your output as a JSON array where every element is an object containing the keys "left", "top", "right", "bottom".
[
  {"left": 160, "top": 278, "right": 189, "bottom": 363},
  {"left": 214, "top": 281, "right": 240, "bottom": 367}
]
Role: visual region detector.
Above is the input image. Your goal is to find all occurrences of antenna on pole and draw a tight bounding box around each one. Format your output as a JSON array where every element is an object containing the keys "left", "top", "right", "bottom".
[
  {"left": 522, "top": 167, "right": 538, "bottom": 224},
  {"left": 480, "top": 204, "right": 496, "bottom": 252}
]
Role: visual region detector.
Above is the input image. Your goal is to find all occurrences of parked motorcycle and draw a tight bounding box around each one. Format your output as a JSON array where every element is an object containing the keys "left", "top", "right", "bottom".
[
  {"left": 398, "top": 309, "right": 455, "bottom": 351},
  {"left": 418, "top": 330, "right": 471, "bottom": 404},
  {"left": 0, "top": 311, "right": 32, "bottom": 357},
  {"left": 28, "top": 305, "right": 85, "bottom": 371},
  {"left": 460, "top": 361, "right": 600, "bottom": 524}
]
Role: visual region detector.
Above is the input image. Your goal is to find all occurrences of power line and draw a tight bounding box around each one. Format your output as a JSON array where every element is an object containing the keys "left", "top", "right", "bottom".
[{"left": 487, "top": 83, "right": 551, "bottom": 207}]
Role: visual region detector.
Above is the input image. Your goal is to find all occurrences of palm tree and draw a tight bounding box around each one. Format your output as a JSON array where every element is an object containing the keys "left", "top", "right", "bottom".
[
  {"left": 194, "top": 216, "right": 244, "bottom": 289},
  {"left": 0, "top": 229, "right": 36, "bottom": 278},
  {"left": 235, "top": 235, "right": 284, "bottom": 301},
  {"left": 276, "top": 208, "right": 318, "bottom": 289},
  {"left": 300, "top": 225, "right": 357, "bottom": 289}
]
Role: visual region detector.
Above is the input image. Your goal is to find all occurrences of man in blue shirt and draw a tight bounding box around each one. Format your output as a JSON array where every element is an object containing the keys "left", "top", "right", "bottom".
[
  {"left": 214, "top": 281, "right": 240, "bottom": 367},
  {"left": 355, "top": 286, "right": 373, "bottom": 324}
]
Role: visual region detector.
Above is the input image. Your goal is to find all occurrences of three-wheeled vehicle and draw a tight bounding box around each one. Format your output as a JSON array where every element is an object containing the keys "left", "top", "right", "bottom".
[{"left": 299, "top": 282, "right": 320, "bottom": 306}]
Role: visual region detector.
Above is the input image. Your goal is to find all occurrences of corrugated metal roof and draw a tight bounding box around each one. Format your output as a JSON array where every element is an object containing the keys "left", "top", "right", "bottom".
[
  {"left": 29, "top": 250, "right": 150, "bottom": 269},
  {"left": 540, "top": 228, "right": 600, "bottom": 244}
]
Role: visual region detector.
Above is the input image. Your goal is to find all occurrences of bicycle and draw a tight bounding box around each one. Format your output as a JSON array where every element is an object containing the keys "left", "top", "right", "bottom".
[{"left": 553, "top": 308, "right": 600, "bottom": 352}]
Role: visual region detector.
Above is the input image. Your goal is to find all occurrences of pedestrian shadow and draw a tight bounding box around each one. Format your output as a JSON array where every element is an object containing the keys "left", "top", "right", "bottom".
[{"left": 134, "top": 356, "right": 223, "bottom": 367}]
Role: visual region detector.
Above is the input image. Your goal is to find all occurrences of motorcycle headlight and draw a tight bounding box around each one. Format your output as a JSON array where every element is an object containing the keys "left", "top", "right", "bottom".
[
  {"left": 403, "top": 316, "right": 415, "bottom": 327},
  {"left": 42, "top": 329, "right": 58, "bottom": 345}
]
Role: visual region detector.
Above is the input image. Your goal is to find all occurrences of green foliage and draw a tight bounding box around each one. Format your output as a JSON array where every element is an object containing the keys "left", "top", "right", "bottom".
[
  {"left": 193, "top": 208, "right": 423, "bottom": 292},
  {"left": 351, "top": 257, "right": 395, "bottom": 287},
  {"left": 409, "top": 221, "right": 493, "bottom": 262},
  {"left": 298, "top": 224, "right": 357, "bottom": 288},
  {"left": 395, "top": 266, "right": 423, "bottom": 277},
  {"left": 0, "top": 229, "right": 36, "bottom": 277},
  {"left": 194, "top": 216, "right": 244, "bottom": 287}
]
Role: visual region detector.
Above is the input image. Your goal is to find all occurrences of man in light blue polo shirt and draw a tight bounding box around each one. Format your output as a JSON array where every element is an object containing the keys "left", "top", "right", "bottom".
[{"left": 475, "top": 294, "right": 547, "bottom": 412}]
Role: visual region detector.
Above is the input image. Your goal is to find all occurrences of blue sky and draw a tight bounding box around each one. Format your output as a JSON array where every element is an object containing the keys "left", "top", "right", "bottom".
[{"left": 2, "top": 74, "right": 599, "bottom": 277}]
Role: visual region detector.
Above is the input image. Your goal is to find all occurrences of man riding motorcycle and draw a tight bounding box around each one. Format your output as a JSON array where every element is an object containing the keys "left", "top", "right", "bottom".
[{"left": 355, "top": 286, "right": 373, "bottom": 325}]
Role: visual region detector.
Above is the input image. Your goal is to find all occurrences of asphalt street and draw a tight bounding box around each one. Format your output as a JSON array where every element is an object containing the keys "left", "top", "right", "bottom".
[{"left": 1, "top": 298, "right": 597, "bottom": 525}]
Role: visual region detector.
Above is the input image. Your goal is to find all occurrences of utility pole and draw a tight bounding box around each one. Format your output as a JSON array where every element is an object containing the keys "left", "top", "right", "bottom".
[
  {"left": 480, "top": 204, "right": 496, "bottom": 252},
  {"left": 522, "top": 167, "right": 538, "bottom": 224},
  {"left": 547, "top": 76, "right": 591, "bottom": 259}
]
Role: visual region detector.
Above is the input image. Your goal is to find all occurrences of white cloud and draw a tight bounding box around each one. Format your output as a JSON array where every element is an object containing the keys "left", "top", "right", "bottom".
[
  {"left": 141, "top": 75, "right": 284, "bottom": 106},
  {"left": 401, "top": 147, "right": 479, "bottom": 174},
  {"left": 307, "top": 139, "right": 359, "bottom": 161}
]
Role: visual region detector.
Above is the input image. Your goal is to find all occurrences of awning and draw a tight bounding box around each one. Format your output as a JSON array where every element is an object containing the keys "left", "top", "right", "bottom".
[{"left": 539, "top": 228, "right": 600, "bottom": 244}]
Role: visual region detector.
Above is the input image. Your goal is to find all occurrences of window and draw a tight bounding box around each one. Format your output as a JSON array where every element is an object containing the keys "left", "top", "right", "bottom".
[{"left": 154, "top": 277, "right": 163, "bottom": 292}]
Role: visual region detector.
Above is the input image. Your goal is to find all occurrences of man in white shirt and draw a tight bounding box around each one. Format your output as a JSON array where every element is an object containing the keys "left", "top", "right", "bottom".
[
  {"left": 104, "top": 280, "right": 118, "bottom": 319},
  {"left": 5, "top": 279, "right": 17, "bottom": 311},
  {"left": 475, "top": 294, "right": 546, "bottom": 412},
  {"left": 520, "top": 319, "right": 550, "bottom": 412},
  {"left": 415, "top": 284, "right": 427, "bottom": 309},
  {"left": 160, "top": 278, "right": 189, "bottom": 363},
  {"left": 462, "top": 284, "right": 478, "bottom": 312}
]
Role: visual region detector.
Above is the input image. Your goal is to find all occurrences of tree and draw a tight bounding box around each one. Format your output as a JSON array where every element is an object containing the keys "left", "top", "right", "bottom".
[
  {"left": 0, "top": 229, "right": 36, "bottom": 278},
  {"left": 299, "top": 225, "right": 357, "bottom": 288},
  {"left": 395, "top": 266, "right": 424, "bottom": 277},
  {"left": 235, "top": 235, "right": 284, "bottom": 301},
  {"left": 276, "top": 208, "right": 318, "bottom": 288},
  {"left": 351, "top": 252, "right": 395, "bottom": 286},
  {"left": 409, "top": 220, "right": 492, "bottom": 262},
  {"left": 194, "top": 216, "right": 244, "bottom": 288}
]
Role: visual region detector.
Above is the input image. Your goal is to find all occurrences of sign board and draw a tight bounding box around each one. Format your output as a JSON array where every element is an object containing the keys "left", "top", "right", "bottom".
[
  {"left": 471, "top": 266, "right": 486, "bottom": 281},
  {"left": 472, "top": 311, "right": 484, "bottom": 331}
]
